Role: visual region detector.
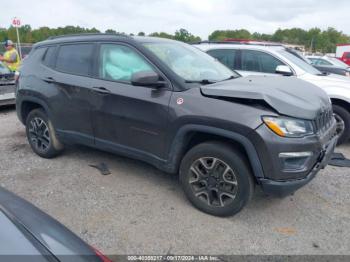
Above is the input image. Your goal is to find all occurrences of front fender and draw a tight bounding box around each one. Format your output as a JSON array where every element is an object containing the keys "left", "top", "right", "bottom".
[{"left": 164, "top": 124, "right": 264, "bottom": 179}]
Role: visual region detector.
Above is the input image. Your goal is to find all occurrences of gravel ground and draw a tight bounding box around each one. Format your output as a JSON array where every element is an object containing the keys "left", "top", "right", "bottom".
[{"left": 0, "top": 106, "right": 349, "bottom": 256}]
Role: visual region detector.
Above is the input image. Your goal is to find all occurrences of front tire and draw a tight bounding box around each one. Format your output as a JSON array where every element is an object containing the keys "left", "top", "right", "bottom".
[
  {"left": 333, "top": 105, "right": 350, "bottom": 145},
  {"left": 26, "top": 109, "right": 64, "bottom": 158},
  {"left": 179, "top": 142, "right": 254, "bottom": 217}
]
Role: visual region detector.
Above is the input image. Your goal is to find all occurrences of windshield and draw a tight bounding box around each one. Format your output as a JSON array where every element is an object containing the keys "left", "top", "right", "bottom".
[
  {"left": 278, "top": 50, "right": 322, "bottom": 75},
  {"left": 143, "top": 41, "right": 238, "bottom": 82},
  {"left": 328, "top": 56, "right": 349, "bottom": 68}
]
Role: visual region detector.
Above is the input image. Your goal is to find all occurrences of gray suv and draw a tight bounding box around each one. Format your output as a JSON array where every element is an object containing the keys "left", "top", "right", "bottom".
[{"left": 16, "top": 34, "right": 337, "bottom": 216}]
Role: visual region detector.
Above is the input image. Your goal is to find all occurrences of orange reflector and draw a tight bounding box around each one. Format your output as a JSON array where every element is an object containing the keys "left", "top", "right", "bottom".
[{"left": 264, "top": 120, "right": 286, "bottom": 137}]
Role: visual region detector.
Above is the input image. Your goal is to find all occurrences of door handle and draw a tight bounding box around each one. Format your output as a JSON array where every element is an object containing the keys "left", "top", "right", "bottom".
[
  {"left": 43, "top": 77, "right": 56, "bottom": 83},
  {"left": 92, "top": 87, "right": 111, "bottom": 95}
]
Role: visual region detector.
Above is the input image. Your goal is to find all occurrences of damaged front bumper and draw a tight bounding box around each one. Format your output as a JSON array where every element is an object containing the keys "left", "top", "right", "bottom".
[
  {"left": 248, "top": 114, "right": 338, "bottom": 197},
  {"left": 259, "top": 134, "right": 338, "bottom": 197}
]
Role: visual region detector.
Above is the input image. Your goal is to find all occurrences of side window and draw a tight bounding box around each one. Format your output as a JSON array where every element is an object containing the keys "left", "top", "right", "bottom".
[
  {"left": 318, "top": 59, "right": 332, "bottom": 66},
  {"left": 345, "top": 53, "right": 350, "bottom": 59},
  {"left": 99, "top": 44, "right": 154, "bottom": 82},
  {"left": 207, "top": 49, "right": 237, "bottom": 69},
  {"left": 241, "top": 50, "right": 285, "bottom": 73},
  {"left": 56, "top": 44, "right": 94, "bottom": 76},
  {"left": 42, "top": 46, "right": 56, "bottom": 68},
  {"left": 309, "top": 58, "right": 320, "bottom": 65},
  {"left": 241, "top": 50, "right": 260, "bottom": 72}
]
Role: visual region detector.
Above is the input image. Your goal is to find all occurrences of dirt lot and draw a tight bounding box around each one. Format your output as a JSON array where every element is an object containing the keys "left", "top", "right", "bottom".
[{"left": 0, "top": 106, "right": 349, "bottom": 256}]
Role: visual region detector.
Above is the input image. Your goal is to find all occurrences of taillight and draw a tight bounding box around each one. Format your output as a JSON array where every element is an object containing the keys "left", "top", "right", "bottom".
[{"left": 92, "top": 246, "right": 113, "bottom": 262}]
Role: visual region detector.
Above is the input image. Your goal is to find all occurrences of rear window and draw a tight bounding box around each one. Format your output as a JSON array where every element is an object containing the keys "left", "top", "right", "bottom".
[{"left": 55, "top": 44, "right": 94, "bottom": 76}]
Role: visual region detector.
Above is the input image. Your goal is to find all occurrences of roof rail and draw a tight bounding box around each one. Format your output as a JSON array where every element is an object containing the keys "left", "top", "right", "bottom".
[
  {"left": 191, "top": 40, "right": 244, "bottom": 45},
  {"left": 192, "top": 40, "right": 283, "bottom": 47},
  {"left": 47, "top": 33, "right": 131, "bottom": 40}
]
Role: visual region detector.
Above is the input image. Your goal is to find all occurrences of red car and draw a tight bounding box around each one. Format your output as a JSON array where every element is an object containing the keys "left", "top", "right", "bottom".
[
  {"left": 339, "top": 52, "right": 350, "bottom": 66},
  {"left": 336, "top": 44, "right": 350, "bottom": 66}
]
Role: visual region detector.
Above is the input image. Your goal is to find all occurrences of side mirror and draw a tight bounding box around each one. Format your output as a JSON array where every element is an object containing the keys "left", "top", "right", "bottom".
[
  {"left": 131, "top": 71, "right": 165, "bottom": 88},
  {"left": 275, "top": 65, "right": 293, "bottom": 76}
]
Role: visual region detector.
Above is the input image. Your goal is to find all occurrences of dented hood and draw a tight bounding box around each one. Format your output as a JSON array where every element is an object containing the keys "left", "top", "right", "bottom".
[{"left": 201, "top": 75, "right": 331, "bottom": 120}]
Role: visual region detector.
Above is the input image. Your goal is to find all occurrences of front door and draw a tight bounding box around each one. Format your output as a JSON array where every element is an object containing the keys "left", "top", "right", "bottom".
[
  {"left": 91, "top": 43, "right": 172, "bottom": 159},
  {"left": 236, "top": 49, "right": 286, "bottom": 77}
]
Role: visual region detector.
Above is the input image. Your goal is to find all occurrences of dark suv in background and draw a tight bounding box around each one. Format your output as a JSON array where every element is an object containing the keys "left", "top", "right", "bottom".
[{"left": 16, "top": 34, "right": 337, "bottom": 216}]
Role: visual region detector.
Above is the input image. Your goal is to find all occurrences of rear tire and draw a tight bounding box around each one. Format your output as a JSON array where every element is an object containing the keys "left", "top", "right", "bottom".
[
  {"left": 179, "top": 141, "right": 254, "bottom": 217},
  {"left": 26, "top": 109, "right": 64, "bottom": 158},
  {"left": 333, "top": 105, "right": 350, "bottom": 145}
]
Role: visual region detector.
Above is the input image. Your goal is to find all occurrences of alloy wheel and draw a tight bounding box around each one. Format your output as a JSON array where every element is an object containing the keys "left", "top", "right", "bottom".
[
  {"left": 334, "top": 113, "right": 345, "bottom": 138},
  {"left": 28, "top": 117, "right": 51, "bottom": 152},
  {"left": 189, "top": 157, "right": 238, "bottom": 207}
]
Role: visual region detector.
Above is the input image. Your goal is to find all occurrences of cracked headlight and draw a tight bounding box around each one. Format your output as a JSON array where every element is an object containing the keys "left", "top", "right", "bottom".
[{"left": 262, "top": 116, "right": 314, "bottom": 138}]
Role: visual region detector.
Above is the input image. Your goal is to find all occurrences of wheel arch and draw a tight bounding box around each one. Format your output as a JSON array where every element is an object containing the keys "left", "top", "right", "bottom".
[
  {"left": 166, "top": 125, "right": 264, "bottom": 180},
  {"left": 331, "top": 98, "right": 350, "bottom": 112},
  {"left": 18, "top": 97, "right": 50, "bottom": 125}
]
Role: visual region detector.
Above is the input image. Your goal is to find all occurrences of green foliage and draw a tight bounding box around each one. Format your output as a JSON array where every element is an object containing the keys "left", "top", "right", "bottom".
[
  {"left": 0, "top": 25, "right": 349, "bottom": 53},
  {"left": 149, "top": 28, "right": 201, "bottom": 43},
  {"left": 105, "top": 29, "right": 117, "bottom": 34},
  {"left": 149, "top": 31, "right": 175, "bottom": 39},
  {"left": 208, "top": 27, "right": 350, "bottom": 53},
  {"left": 174, "top": 28, "right": 201, "bottom": 43},
  {"left": 0, "top": 25, "right": 101, "bottom": 43},
  {"left": 209, "top": 29, "right": 252, "bottom": 41}
]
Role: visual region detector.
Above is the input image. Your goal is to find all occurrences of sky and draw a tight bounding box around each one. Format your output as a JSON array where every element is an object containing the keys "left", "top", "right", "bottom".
[{"left": 1, "top": 0, "right": 349, "bottom": 39}]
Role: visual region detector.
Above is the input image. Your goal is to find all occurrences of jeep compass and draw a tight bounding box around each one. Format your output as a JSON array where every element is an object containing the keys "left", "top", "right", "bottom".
[{"left": 16, "top": 34, "right": 337, "bottom": 216}]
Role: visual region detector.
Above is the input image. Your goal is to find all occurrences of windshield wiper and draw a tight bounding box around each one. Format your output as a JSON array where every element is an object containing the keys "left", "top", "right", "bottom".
[
  {"left": 218, "top": 75, "right": 237, "bottom": 82},
  {"left": 185, "top": 79, "right": 217, "bottom": 85}
]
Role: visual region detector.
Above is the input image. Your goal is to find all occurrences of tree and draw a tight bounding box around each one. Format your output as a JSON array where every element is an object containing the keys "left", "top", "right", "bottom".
[
  {"left": 207, "top": 27, "right": 350, "bottom": 53},
  {"left": 174, "top": 28, "right": 201, "bottom": 43},
  {"left": 0, "top": 25, "right": 348, "bottom": 53},
  {"left": 149, "top": 32, "right": 174, "bottom": 39},
  {"left": 209, "top": 29, "right": 251, "bottom": 41},
  {"left": 105, "top": 29, "right": 117, "bottom": 34}
]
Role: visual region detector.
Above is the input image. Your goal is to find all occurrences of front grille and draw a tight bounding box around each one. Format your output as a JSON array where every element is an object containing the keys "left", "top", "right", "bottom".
[{"left": 314, "top": 108, "right": 334, "bottom": 132}]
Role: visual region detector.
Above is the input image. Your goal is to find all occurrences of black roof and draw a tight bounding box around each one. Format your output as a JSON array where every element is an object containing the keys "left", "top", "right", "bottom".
[{"left": 34, "top": 33, "right": 176, "bottom": 47}]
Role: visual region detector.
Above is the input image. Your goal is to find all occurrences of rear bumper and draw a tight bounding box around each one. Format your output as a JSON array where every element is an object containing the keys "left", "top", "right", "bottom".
[{"left": 259, "top": 134, "right": 338, "bottom": 197}]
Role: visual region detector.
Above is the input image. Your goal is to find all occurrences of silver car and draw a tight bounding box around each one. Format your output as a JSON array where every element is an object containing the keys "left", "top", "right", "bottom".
[{"left": 0, "top": 61, "right": 16, "bottom": 106}]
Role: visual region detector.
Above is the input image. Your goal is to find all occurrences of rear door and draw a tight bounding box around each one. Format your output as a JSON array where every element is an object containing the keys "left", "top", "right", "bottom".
[
  {"left": 45, "top": 43, "right": 96, "bottom": 145},
  {"left": 91, "top": 43, "right": 172, "bottom": 159},
  {"left": 237, "top": 49, "right": 287, "bottom": 77}
]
